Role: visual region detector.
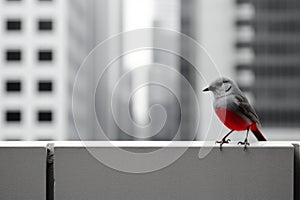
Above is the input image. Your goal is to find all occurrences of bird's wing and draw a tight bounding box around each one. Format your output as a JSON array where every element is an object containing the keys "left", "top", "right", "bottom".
[{"left": 235, "top": 95, "right": 260, "bottom": 125}]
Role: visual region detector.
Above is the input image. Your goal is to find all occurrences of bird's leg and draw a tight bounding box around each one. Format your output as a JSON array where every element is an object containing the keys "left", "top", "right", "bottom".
[
  {"left": 216, "top": 130, "right": 234, "bottom": 151},
  {"left": 238, "top": 128, "right": 250, "bottom": 151}
]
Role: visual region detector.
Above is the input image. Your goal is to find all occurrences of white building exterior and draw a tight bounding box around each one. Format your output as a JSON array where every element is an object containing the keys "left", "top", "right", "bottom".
[{"left": 0, "top": 0, "right": 94, "bottom": 141}]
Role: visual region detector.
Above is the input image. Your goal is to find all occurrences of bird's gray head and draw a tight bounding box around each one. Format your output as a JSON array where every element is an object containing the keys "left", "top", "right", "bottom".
[{"left": 203, "top": 77, "right": 241, "bottom": 98}]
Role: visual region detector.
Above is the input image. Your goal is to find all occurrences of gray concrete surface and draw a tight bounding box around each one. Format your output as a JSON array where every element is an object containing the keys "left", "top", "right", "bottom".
[
  {"left": 54, "top": 141, "right": 294, "bottom": 200},
  {"left": 0, "top": 142, "right": 48, "bottom": 200}
]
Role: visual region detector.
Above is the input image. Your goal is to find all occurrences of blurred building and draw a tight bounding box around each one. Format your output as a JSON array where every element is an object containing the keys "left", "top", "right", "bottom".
[
  {"left": 236, "top": 0, "right": 300, "bottom": 138},
  {"left": 150, "top": 0, "right": 181, "bottom": 140},
  {"left": 1, "top": 0, "right": 299, "bottom": 141},
  {"left": 117, "top": 0, "right": 198, "bottom": 140},
  {"left": 95, "top": 0, "right": 190, "bottom": 141},
  {"left": 196, "top": 0, "right": 236, "bottom": 140},
  {"left": 0, "top": 0, "right": 94, "bottom": 140},
  {"left": 179, "top": 0, "right": 199, "bottom": 140}
]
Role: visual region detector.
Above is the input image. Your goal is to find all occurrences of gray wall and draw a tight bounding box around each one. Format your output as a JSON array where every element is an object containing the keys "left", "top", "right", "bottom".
[
  {"left": 0, "top": 141, "right": 298, "bottom": 200},
  {"left": 54, "top": 142, "right": 294, "bottom": 200},
  {"left": 0, "top": 142, "right": 48, "bottom": 200}
]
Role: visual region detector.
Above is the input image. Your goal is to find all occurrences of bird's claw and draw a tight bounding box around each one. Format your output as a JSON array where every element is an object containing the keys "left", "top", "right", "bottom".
[
  {"left": 238, "top": 140, "right": 250, "bottom": 151},
  {"left": 216, "top": 139, "right": 231, "bottom": 144},
  {"left": 216, "top": 139, "right": 231, "bottom": 151}
]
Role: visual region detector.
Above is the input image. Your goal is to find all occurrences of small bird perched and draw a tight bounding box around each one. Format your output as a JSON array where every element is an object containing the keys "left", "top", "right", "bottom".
[{"left": 203, "top": 77, "right": 267, "bottom": 150}]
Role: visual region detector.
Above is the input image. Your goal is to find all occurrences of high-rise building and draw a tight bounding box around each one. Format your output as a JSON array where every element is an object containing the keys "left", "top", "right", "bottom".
[
  {"left": 196, "top": 0, "right": 236, "bottom": 140},
  {"left": 151, "top": 0, "right": 181, "bottom": 140},
  {"left": 0, "top": 0, "right": 94, "bottom": 141},
  {"left": 179, "top": 0, "right": 198, "bottom": 140},
  {"left": 235, "top": 0, "right": 300, "bottom": 138}
]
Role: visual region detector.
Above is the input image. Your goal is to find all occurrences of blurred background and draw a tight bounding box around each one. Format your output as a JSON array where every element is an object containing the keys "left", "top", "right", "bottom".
[{"left": 0, "top": 0, "right": 299, "bottom": 141}]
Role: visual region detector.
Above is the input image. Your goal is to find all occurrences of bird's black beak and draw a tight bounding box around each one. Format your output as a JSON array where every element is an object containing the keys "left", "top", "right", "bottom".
[{"left": 202, "top": 87, "right": 209, "bottom": 92}]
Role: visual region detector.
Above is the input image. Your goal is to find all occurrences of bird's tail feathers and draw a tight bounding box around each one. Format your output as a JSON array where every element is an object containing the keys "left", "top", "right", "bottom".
[{"left": 251, "top": 124, "right": 267, "bottom": 141}]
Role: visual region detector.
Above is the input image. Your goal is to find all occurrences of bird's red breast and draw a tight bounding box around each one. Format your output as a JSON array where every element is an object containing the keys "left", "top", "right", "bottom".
[{"left": 215, "top": 107, "right": 253, "bottom": 131}]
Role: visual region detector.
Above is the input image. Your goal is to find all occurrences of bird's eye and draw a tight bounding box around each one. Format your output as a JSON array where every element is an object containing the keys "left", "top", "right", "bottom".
[
  {"left": 223, "top": 80, "right": 229, "bottom": 83},
  {"left": 225, "top": 85, "right": 232, "bottom": 92}
]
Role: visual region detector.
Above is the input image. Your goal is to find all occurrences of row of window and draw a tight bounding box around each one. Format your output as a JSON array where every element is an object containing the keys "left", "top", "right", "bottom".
[
  {"left": 6, "top": 0, "right": 53, "bottom": 2},
  {"left": 236, "top": 19, "right": 300, "bottom": 33},
  {"left": 236, "top": 43, "right": 300, "bottom": 55},
  {"left": 5, "top": 50, "right": 53, "bottom": 62},
  {"left": 4, "top": 0, "right": 54, "bottom": 126},
  {"left": 5, "top": 80, "right": 53, "bottom": 92},
  {"left": 5, "top": 110, "right": 53, "bottom": 123},
  {"left": 236, "top": 0, "right": 300, "bottom": 11},
  {"left": 5, "top": 19, "right": 53, "bottom": 31}
]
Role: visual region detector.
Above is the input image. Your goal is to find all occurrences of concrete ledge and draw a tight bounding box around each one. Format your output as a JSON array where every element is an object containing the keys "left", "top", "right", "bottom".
[
  {"left": 0, "top": 141, "right": 296, "bottom": 200},
  {"left": 53, "top": 141, "right": 294, "bottom": 147},
  {"left": 0, "top": 142, "right": 48, "bottom": 200},
  {"left": 54, "top": 141, "right": 294, "bottom": 200}
]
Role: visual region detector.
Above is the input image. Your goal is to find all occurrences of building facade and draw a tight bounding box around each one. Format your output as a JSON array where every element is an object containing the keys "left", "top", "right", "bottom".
[
  {"left": 235, "top": 0, "right": 300, "bottom": 138},
  {"left": 0, "top": 0, "right": 94, "bottom": 140}
]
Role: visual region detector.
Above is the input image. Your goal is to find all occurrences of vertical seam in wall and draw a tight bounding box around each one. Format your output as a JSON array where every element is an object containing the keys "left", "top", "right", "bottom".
[
  {"left": 46, "top": 143, "right": 54, "bottom": 200},
  {"left": 293, "top": 143, "right": 299, "bottom": 200}
]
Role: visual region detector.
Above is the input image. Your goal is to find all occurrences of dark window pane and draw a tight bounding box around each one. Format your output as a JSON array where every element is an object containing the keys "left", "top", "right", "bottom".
[
  {"left": 5, "top": 138, "right": 22, "bottom": 141},
  {"left": 236, "top": 19, "right": 252, "bottom": 26},
  {"left": 38, "top": 81, "right": 52, "bottom": 92},
  {"left": 236, "top": 42, "right": 252, "bottom": 48},
  {"left": 236, "top": 64, "right": 251, "bottom": 70},
  {"left": 236, "top": 0, "right": 249, "bottom": 3},
  {"left": 37, "top": 138, "right": 53, "bottom": 141},
  {"left": 6, "top": 111, "right": 21, "bottom": 122},
  {"left": 38, "top": 111, "right": 52, "bottom": 122},
  {"left": 38, "top": 50, "right": 52, "bottom": 61},
  {"left": 38, "top": 20, "right": 53, "bottom": 31},
  {"left": 6, "top": 81, "right": 21, "bottom": 92},
  {"left": 6, "top": 50, "right": 22, "bottom": 61},
  {"left": 6, "top": 20, "right": 22, "bottom": 31}
]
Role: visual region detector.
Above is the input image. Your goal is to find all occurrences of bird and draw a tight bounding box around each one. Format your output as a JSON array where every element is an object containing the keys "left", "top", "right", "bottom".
[{"left": 203, "top": 77, "right": 267, "bottom": 150}]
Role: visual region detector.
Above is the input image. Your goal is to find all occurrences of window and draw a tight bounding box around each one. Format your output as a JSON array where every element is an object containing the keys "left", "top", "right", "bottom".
[
  {"left": 236, "top": 19, "right": 252, "bottom": 26},
  {"left": 37, "top": 110, "right": 52, "bottom": 122},
  {"left": 38, "top": 81, "right": 52, "bottom": 92},
  {"left": 37, "top": 138, "right": 53, "bottom": 141},
  {"left": 38, "top": 20, "right": 53, "bottom": 31},
  {"left": 6, "top": 50, "right": 22, "bottom": 62},
  {"left": 6, "top": 110, "right": 21, "bottom": 122},
  {"left": 236, "top": 42, "right": 252, "bottom": 48},
  {"left": 6, "top": 80, "right": 21, "bottom": 92},
  {"left": 5, "top": 138, "right": 21, "bottom": 141},
  {"left": 38, "top": 50, "right": 53, "bottom": 61},
  {"left": 6, "top": 19, "right": 22, "bottom": 31}
]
